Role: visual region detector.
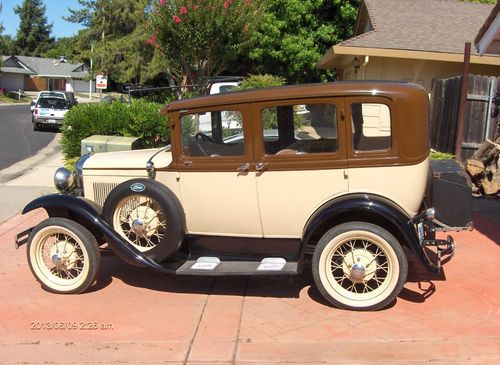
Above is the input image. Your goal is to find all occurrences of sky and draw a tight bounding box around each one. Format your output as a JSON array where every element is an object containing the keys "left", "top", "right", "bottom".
[{"left": 1, "top": 0, "right": 85, "bottom": 39}]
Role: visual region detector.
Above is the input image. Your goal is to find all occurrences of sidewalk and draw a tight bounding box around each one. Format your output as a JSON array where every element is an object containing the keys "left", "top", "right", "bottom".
[{"left": 0, "top": 134, "right": 62, "bottom": 223}]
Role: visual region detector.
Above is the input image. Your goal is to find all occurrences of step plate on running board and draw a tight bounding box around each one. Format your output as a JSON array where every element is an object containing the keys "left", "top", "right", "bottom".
[{"left": 176, "top": 257, "right": 298, "bottom": 276}]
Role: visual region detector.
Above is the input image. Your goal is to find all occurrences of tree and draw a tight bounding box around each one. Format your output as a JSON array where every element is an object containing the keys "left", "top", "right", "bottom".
[
  {"left": 148, "top": 0, "right": 268, "bottom": 94},
  {"left": 235, "top": 0, "right": 359, "bottom": 84},
  {"left": 14, "top": 0, "right": 54, "bottom": 56},
  {"left": 0, "top": 2, "right": 14, "bottom": 59},
  {"left": 65, "top": 0, "right": 154, "bottom": 84},
  {"left": 43, "top": 36, "right": 81, "bottom": 62}
]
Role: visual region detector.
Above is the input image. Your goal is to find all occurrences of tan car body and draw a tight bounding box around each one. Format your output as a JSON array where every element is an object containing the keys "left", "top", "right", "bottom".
[{"left": 83, "top": 82, "right": 429, "bottom": 239}]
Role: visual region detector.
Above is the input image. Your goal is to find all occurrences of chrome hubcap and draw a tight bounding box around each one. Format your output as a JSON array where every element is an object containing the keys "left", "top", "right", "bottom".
[
  {"left": 350, "top": 263, "right": 366, "bottom": 283},
  {"left": 51, "top": 253, "right": 63, "bottom": 269},
  {"left": 132, "top": 218, "right": 145, "bottom": 234}
]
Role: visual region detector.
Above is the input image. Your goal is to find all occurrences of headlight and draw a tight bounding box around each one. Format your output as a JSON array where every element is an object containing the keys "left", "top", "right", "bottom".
[{"left": 54, "top": 167, "right": 74, "bottom": 192}]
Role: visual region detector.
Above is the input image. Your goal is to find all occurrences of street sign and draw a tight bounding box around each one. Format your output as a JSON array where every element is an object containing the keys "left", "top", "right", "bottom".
[{"left": 96, "top": 75, "right": 108, "bottom": 89}]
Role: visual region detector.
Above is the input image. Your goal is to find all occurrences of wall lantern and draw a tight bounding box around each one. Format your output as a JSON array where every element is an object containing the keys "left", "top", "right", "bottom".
[{"left": 353, "top": 57, "right": 361, "bottom": 74}]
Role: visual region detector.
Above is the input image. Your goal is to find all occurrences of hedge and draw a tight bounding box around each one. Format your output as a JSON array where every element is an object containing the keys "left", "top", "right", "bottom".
[{"left": 61, "top": 99, "right": 169, "bottom": 162}]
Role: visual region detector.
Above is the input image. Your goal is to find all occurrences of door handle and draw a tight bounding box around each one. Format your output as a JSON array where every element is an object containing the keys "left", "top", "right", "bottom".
[
  {"left": 236, "top": 163, "right": 250, "bottom": 172},
  {"left": 255, "top": 162, "right": 268, "bottom": 172}
]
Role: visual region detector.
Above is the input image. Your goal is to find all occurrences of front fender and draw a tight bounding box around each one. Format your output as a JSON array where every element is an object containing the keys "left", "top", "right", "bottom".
[
  {"left": 22, "top": 194, "right": 167, "bottom": 272},
  {"left": 302, "top": 193, "right": 422, "bottom": 258}
]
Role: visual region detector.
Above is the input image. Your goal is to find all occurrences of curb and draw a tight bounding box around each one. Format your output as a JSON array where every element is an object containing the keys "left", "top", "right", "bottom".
[{"left": 0, "top": 134, "right": 62, "bottom": 184}]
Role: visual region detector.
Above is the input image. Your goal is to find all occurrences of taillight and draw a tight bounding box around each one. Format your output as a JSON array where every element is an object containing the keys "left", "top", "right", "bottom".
[{"left": 34, "top": 108, "right": 38, "bottom": 115}]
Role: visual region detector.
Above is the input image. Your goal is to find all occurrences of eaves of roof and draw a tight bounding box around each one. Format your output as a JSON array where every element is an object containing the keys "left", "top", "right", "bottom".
[
  {"left": 318, "top": 45, "right": 500, "bottom": 69},
  {"left": 0, "top": 66, "right": 36, "bottom": 75}
]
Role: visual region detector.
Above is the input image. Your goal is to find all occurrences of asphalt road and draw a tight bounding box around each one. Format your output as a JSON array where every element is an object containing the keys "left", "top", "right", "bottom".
[{"left": 0, "top": 104, "right": 56, "bottom": 171}]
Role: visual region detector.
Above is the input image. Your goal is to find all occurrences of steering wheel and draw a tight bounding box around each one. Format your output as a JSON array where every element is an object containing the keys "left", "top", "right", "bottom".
[{"left": 195, "top": 132, "right": 215, "bottom": 143}]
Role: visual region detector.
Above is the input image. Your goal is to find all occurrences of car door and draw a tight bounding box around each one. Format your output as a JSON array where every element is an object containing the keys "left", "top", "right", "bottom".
[
  {"left": 175, "top": 104, "right": 263, "bottom": 237},
  {"left": 252, "top": 98, "right": 349, "bottom": 238}
]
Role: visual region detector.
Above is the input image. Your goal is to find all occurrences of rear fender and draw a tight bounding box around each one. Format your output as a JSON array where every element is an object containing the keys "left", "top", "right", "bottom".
[
  {"left": 302, "top": 193, "right": 423, "bottom": 260},
  {"left": 22, "top": 194, "right": 166, "bottom": 271}
]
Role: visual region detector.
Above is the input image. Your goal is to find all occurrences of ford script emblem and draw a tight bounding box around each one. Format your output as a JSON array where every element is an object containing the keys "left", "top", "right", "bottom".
[{"left": 130, "top": 183, "right": 146, "bottom": 193}]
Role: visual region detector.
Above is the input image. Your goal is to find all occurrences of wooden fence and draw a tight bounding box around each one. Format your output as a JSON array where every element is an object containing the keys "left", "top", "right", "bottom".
[{"left": 430, "top": 75, "right": 500, "bottom": 160}]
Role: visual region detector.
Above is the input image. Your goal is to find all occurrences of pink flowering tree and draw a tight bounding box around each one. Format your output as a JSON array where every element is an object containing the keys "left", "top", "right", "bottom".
[{"left": 148, "top": 0, "right": 267, "bottom": 94}]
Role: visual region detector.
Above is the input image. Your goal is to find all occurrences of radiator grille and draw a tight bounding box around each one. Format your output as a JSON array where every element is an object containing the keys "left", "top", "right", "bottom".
[{"left": 92, "top": 182, "right": 118, "bottom": 207}]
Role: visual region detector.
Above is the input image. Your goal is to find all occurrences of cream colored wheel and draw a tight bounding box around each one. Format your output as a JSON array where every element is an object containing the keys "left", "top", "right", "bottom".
[
  {"left": 112, "top": 195, "right": 167, "bottom": 252},
  {"left": 27, "top": 218, "right": 100, "bottom": 294},
  {"left": 313, "top": 222, "right": 407, "bottom": 311}
]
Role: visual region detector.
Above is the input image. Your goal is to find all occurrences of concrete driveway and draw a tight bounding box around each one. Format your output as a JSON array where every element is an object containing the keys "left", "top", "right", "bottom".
[{"left": 0, "top": 207, "right": 498, "bottom": 364}]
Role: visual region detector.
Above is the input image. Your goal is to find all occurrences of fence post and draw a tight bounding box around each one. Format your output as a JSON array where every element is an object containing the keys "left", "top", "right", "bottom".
[{"left": 455, "top": 42, "right": 471, "bottom": 163}]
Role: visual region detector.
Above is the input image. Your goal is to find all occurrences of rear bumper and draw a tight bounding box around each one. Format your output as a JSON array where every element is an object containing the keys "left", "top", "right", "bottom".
[
  {"left": 33, "top": 117, "right": 63, "bottom": 126},
  {"left": 412, "top": 208, "right": 464, "bottom": 272}
]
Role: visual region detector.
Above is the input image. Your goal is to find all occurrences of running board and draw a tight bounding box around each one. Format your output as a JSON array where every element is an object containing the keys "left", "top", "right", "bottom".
[{"left": 174, "top": 257, "right": 299, "bottom": 276}]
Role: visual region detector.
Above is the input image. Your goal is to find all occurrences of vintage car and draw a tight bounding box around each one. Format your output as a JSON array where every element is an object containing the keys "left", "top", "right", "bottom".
[{"left": 16, "top": 82, "right": 472, "bottom": 311}]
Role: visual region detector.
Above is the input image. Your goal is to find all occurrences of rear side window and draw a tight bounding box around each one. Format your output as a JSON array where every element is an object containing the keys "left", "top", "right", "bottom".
[
  {"left": 351, "top": 103, "right": 391, "bottom": 151},
  {"left": 260, "top": 103, "right": 338, "bottom": 156}
]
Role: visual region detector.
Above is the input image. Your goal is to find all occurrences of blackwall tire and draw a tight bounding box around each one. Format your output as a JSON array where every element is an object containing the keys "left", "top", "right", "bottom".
[
  {"left": 102, "top": 179, "right": 185, "bottom": 262},
  {"left": 27, "top": 218, "right": 100, "bottom": 294},
  {"left": 312, "top": 222, "right": 408, "bottom": 311}
]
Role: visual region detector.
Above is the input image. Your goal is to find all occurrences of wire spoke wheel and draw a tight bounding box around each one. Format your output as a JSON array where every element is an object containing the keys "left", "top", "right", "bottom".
[
  {"left": 313, "top": 222, "right": 407, "bottom": 311},
  {"left": 113, "top": 195, "right": 167, "bottom": 252},
  {"left": 103, "top": 179, "right": 185, "bottom": 262},
  {"left": 27, "top": 218, "right": 100, "bottom": 294}
]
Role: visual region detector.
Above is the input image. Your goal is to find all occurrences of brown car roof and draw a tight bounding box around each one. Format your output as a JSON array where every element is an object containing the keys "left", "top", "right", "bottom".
[{"left": 166, "top": 81, "right": 426, "bottom": 112}]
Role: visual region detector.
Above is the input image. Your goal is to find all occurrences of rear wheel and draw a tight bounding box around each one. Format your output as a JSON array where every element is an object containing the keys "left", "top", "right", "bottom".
[
  {"left": 27, "top": 218, "right": 100, "bottom": 294},
  {"left": 312, "top": 222, "right": 407, "bottom": 311}
]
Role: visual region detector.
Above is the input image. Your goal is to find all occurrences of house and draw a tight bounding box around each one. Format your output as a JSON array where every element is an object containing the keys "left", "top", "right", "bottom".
[
  {"left": 0, "top": 55, "right": 95, "bottom": 92},
  {"left": 318, "top": 0, "right": 500, "bottom": 92}
]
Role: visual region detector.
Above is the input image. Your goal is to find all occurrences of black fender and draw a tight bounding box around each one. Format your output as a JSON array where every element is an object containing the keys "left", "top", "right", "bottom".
[
  {"left": 22, "top": 194, "right": 168, "bottom": 272},
  {"left": 302, "top": 193, "right": 423, "bottom": 261}
]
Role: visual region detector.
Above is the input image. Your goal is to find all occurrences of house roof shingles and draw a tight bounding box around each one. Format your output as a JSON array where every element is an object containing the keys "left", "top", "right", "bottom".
[
  {"left": 341, "top": 0, "right": 495, "bottom": 56},
  {"left": 14, "top": 55, "right": 86, "bottom": 77}
]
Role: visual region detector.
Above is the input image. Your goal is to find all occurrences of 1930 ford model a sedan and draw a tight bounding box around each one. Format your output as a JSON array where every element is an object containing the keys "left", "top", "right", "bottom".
[{"left": 16, "top": 82, "right": 471, "bottom": 311}]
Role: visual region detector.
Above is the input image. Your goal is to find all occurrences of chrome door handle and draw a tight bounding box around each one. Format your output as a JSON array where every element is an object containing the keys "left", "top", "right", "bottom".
[
  {"left": 255, "top": 162, "right": 268, "bottom": 172},
  {"left": 236, "top": 163, "right": 250, "bottom": 172}
]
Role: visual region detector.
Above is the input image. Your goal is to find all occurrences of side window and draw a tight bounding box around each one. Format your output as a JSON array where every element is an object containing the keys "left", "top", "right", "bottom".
[
  {"left": 261, "top": 103, "right": 338, "bottom": 155},
  {"left": 351, "top": 103, "right": 391, "bottom": 151},
  {"left": 180, "top": 110, "right": 244, "bottom": 157}
]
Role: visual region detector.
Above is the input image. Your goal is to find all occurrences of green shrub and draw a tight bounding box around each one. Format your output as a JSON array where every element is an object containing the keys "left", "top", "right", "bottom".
[
  {"left": 61, "top": 99, "right": 169, "bottom": 162},
  {"left": 237, "top": 74, "right": 286, "bottom": 91}
]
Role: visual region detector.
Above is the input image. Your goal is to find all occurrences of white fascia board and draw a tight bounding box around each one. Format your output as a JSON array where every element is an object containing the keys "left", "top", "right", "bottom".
[{"left": 476, "top": 14, "right": 500, "bottom": 55}]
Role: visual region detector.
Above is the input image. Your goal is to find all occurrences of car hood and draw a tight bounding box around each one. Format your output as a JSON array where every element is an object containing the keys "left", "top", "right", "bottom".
[{"left": 83, "top": 147, "right": 172, "bottom": 170}]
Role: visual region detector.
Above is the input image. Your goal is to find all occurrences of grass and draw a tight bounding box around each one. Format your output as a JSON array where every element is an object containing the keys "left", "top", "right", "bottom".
[
  {"left": 430, "top": 150, "right": 454, "bottom": 160},
  {"left": 0, "top": 92, "right": 32, "bottom": 103}
]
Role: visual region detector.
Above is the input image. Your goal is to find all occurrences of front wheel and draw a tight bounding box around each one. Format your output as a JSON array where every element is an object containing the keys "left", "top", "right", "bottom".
[
  {"left": 312, "top": 222, "right": 408, "bottom": 311},
  {"left": 27, "top": 218, "right": 100, "bottom": 294}
]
